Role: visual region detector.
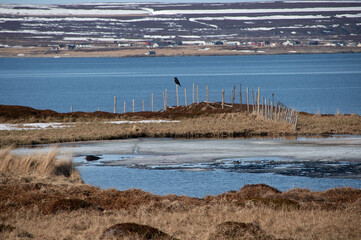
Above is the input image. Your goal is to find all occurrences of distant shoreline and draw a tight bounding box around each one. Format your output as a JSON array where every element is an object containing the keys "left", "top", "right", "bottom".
[{"left": 1, "top": 45, "right": 361, "bottom": 58}]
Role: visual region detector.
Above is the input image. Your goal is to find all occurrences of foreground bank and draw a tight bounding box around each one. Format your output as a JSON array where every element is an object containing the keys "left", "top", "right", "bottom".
[{"left": 1, "top": 149, "right": 361, "bottom": 239}]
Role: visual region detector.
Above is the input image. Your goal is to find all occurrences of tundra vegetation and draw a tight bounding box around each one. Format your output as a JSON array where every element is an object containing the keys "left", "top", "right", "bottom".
[
  {"left": 1, "top": 104, "right": 361, "bottom": 239},
  {"left": 0, "top": 104, "right": 360, "bottom": 147},
  {"left": 1, "top": 148, "right": 361, "bottom": 239}
]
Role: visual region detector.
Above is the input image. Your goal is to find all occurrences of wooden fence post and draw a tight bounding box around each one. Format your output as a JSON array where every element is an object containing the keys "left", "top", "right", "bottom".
[
  {"left": 185, "top": 88, "right": 187, "bottom": 107},
  {"left": 197, "top": 85, "right": 199, "bottom": 104},
  {"left": 265, "top": 98, "right": 267, "bottom": 119},
  {"left": 222, "top": 89, "right": 225, "bottom": 109},
  {"left": 252, "top": 89, "right": 255, "bottom": 113},
  {"left": 294, "top": 113, "right": 299, "bottom": 130},
  {"left": 232, "top": 86, "right": 235, "bottom": 106},
  {"left": 255, "top": 91, "right": 258, "bottom": 113},
  {"left": 176, "top": 84, "right": 179, "bottom": 107},
  {"left": 124, "top": 101, "right": 126, "bottom": 113},
  {"left": 257, "top": 87, "right": 261, "bottom": 115},
  {"left": 98, "top": 107, "right": 100, "bottom": 111},
  {"left": 271, "top": 93, "right": 275, "bottom": 120},
  {"left": 163, "top": 91, "right": 165, "bottom": 110},
  {"left": 70, "top": 106, "right": 73, "bottom": 113},
  {"left": 163, "top": 89, "right": 168, "bottom": 110},
  {"left": 239, "top": 83, "right": 242, "bottom": 105},
  {"left": 192, "top": 83, "right": 195, "bottom": 104},
  {"left": 246, "top": 87, "right": 249, "bottom": 113},
  {"left": 206, "top": 85, "right": 209, "bottom": 102},
  {"left": 262, "top": 96, "right": 264, "bottom": 116},
  {"left": 114, "top": 96, "right": 117, "bottom": 113},
  {"left": 283, "top": 107, "right": 285, "bottom": 122},
  {"left": 133, "top": 99, "right": 135, "bottom": 113},
  {"left": 151, "top": 93, "right": 154, "bottom": 112}
]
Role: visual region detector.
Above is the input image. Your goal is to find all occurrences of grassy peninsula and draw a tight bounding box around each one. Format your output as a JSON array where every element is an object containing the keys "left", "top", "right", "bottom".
[{"left": 1, "top": 104, "right": 361, "bottom": 147}]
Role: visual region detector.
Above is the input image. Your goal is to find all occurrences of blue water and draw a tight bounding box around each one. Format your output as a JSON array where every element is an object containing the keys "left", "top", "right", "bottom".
[
  {"left": 15, "top": 137, "right": 361, "bottom": 198},
  {"left": 77, "top": 166, "right": 361, "bottom": 198},
  {"left": 1, "top": 53, "right": 361, "bottom": 114}
]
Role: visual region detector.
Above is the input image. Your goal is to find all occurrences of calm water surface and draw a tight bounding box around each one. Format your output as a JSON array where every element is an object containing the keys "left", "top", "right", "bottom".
[
  {"left": 1, "top": 53, "right": 361, "bottom": 114},
  {"left": 76, "top": 165, "right": 361, "bottom": 198}
]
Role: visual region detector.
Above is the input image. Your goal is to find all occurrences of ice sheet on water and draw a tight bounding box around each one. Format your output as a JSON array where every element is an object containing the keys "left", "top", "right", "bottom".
[
  {"left": 14, "top": 136, "right": 361, "bottom": 165},
  {"left": 13, "top": 137, "right": 361, "bottom": 196}
]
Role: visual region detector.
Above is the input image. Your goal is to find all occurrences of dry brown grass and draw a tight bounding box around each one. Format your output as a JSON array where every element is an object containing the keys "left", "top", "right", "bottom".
[
  {"left": 0, "top": 112, "right": 294, "bottom": 147},
  {"left": 1, "top": 104, "right": 361, "bottom": 147},
  {"left": 0, "top": 147, "right": 79, "bottom": 179},
  {"left": 1, "top": 111, "right": 361, "bottom": 148},
  {"left": 1, "top": 149, "right": 361, "bottom": 239},
  {"left": 1, "top": 198, "right": 360, "bottom": 240},
  {"left": 296, "top": 113, "right": 361, "bottom": 135}
]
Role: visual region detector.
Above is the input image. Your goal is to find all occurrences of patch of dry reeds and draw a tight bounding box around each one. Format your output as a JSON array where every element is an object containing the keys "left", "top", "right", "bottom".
[
  {"left": 0, "top": 147, "right": 78, "bottom": 179},
  {"left": 2, "top": 200, "right": 361, "bottom": 240},
  {"left": 1, "top": 110, "right": 361, "bottom": 147}
]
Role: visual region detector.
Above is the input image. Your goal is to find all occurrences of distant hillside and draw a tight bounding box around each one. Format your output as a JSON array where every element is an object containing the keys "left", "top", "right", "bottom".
[{"left": 0, "top": 1, "right": 360, "bottom": 48}]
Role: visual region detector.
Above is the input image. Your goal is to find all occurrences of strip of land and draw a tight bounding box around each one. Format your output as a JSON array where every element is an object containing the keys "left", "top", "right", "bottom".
[
  {"left": 1, "top": 104, "right": 360, "bottom": 147},
  {"left": 1, "top": 45, "right": 361, "bottom": 58}
]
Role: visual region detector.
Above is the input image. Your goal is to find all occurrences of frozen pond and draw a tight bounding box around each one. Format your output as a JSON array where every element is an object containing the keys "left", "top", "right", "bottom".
[{"left": 15, "top": 137, "right": 361, "bottom": 198}]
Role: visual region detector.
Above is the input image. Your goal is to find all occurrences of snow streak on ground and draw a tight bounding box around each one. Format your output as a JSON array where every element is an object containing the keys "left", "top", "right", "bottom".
[
  {"left": 0, "top": 1, "right": 360, "bottom": 46},
  {"left": 0, "top": 120, "right": 179, "bottom": 131}
]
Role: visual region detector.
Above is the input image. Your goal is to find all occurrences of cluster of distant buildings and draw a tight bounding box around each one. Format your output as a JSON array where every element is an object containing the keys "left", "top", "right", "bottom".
[{"left": 51, "top": 39, "right": 361, "bottom": 52}]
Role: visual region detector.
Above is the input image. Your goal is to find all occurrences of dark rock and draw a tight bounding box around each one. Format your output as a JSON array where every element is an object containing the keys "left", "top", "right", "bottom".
[
  {"left": 0, "top": 224, "right": 15, "bottom": 233},
  {"left": 85, "top": 155, "right": 101, "bottom": 161},
  {"left": 208, "top": 221, "right": 276, "bottom": 240},
  {"left": 100, "top": 222, "right": 178, "bottom": 240},
  {"left": 17, "top": 230, "right": 34, "bottom": 239}
]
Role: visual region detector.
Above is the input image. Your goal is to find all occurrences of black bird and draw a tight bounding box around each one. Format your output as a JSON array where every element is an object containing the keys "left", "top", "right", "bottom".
[{"left": 174, "top": 77, "right": 181, "bottom": 87}]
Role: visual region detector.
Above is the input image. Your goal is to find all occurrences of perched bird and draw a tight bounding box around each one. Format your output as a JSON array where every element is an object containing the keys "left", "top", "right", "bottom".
[{"left": 174, "top": 77, "right": 181, "bottom": 87}]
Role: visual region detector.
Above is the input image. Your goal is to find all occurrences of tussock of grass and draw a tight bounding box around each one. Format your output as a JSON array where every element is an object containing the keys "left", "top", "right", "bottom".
[
  {"left": 1, "top": 163, "right": 361, "bottom": 240},
  {"left": 0, "top": 147, "right": 78, "bottom": 179}
]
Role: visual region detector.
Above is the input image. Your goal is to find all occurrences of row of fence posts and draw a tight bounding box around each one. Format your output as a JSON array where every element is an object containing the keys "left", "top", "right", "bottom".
[{"left": 70, "top": 83, "right": 298, "bottom": 130}]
